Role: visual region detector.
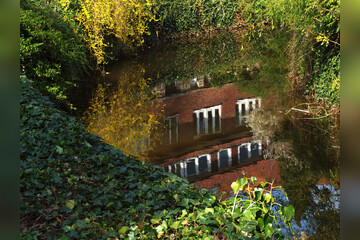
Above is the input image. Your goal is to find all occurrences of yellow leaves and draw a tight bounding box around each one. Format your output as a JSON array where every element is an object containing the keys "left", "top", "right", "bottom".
[
  {"left": 59, "top": 0, "right": 158, "bottom": 65},
  {"left": 59, "top": 0, "right": 70, "bottom": 8},
  {"left": 332, "top": 78, "right": 340, "bottom": 91},
  {"left": 316, "top": 34, "right": 330, "bottom": 46},
  {"left": 83, "top": 66, "right": 165, "bottom": 159}
]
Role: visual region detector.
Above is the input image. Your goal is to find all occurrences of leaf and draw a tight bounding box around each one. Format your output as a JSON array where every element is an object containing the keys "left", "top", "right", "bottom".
[
  {"left": 264, "top": 193, "right": 272, "bottom": 203},
  {"left": 237, "top": 177, "right": 248, "bottom": 191},
  {"left": 173, "top": 193, "right": 179, "bottom": 202},
  {"left": 150, "top": 218, "right": 161, "bottom": 225},
  {"left": 180, "top": 209, "right": 187, "bottom": 219},
  {"left": 282, "top": 205, "right": 295, "bottom": 220},
  {"left": 65, "top": 200, "right": 76, "bottom": 210},
  {"left": 84, "top": 141, "right": 92, "bottom": 148},
  {"left": 74, "top": 219, "right": 86, "bottom": 229},
  {"left": 57, "top": 235, "right": 68, "bottom": 240},
  {"left": 264, "top": 223, "right": 274, "bottom": 238},
  {"left": 231, "top": 181, "right": 240, "bottom": 193},
  {"left": 170, "top": 221, "right": 181, "bottom": 229},
  {"left": 243, "top": 209, "right": 253, "bottom": 221},
  {"left": 56, "top": 145, "right": 63, "bottom": 154},
  {"left": 118, "top": 226, "right": 129, "bottom": 235},
  {"left": 250, "top": 176, "right": 257, "bottom": 185},
  {"left": 257, "top": 217, "right": 264, "bottom": 229},
  {"left": 205, "top": 207, "right": 214, "bottom": 215}
]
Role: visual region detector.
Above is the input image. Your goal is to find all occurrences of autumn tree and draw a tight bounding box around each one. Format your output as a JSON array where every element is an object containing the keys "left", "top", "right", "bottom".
[
  {"left": 59, "top": 0, "right": 158, "bottom": 64},
  {"left": 83, "top": 66, "right": 165, "bottom": 158}
]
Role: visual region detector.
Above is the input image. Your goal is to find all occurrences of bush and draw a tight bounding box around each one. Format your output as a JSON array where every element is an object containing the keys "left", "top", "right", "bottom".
[{"left": 20, "top": 0, "right": 90, "bottom": 106}]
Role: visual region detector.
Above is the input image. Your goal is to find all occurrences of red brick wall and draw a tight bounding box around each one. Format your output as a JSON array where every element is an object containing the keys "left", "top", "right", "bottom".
[
  {"left": 192, "top": 158, "right": 281, "bottom": 197},
  {"left": 160, "top": 83, "right": 254, "bottom": 124}
]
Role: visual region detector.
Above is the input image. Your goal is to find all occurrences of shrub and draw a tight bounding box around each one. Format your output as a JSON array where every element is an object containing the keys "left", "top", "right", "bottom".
[{"left": 20, "top": 0, "right": 90, "bottom": 105}]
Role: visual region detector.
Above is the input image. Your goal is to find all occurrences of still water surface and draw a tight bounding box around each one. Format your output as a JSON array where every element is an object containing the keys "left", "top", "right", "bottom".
[{"left": 79, "top": 30, "right": 339, "bottom": 239}]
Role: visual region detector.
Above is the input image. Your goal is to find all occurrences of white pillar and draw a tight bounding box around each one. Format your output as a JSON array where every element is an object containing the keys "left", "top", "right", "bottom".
[
  {"left": 258, "top": 141, "right": 262, "bottom": 156},
  {"left": 228, "top": 149, "right": 232, "bottom": 166},
  {"left": 195, "top": 158, "right": 199, "bottom": 175},
  {"left": 180, "top": 162, "right": 184, "bottom": 178},
  {"left": 207, "top": 155, "right": 211, "bottom": 172}
]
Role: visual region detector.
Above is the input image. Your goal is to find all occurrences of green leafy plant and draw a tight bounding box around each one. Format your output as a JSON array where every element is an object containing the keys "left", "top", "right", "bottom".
[
  {"left": 230, "top": 176, "right": 294, "bottom": 239},
  {"left": 20, "top": 0, "right": 90, "bottom": 106}
]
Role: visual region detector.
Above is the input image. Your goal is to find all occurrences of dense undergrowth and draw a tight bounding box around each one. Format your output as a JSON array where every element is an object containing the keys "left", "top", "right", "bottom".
[
  {"left": 239, "top": 0, "right": 340, "bottom": 107},
  {"left": 20, "top": 75, "right": 295, "bottom": 239},
  {"left": 20, "top": 0, "right": 91, "bottom": 110}
]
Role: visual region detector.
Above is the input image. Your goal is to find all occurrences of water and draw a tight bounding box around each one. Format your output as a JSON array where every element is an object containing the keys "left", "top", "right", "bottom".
[{"left": 78, "top": 29, "right": 339, "bottom": 239}]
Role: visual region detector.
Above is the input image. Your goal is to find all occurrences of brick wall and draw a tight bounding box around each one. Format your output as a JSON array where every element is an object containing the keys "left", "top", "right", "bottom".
[
  {"left": 192, "top": 158, "right": 281, "bottom": 197},
  {"left": 160, "top": 83, "right": 254, "bottom": 124}
]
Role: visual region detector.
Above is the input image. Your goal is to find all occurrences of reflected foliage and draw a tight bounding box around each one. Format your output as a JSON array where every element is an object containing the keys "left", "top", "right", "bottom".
[
  {"left": 109, "top": 29, "right": 290, "bottom": 100},
  {"left": 246, "top": 108, "right": 286, "bottom": 144},
  {"left": 276, "top": 115, "right": 339, "bottom": 237},
  {"left": 147, "top": 0, "right": 241, "bottom": 39},
  {"left": 303, "top": 185, "right": 340, "bottom": 240},
  {"left": 138, "top": 31, "right": 245, "bottom": 85},
  {"left": 246, "top": 96, "right": 339, "bottom": 238},
  {"left": 209, "top": 30, "right": 290, "bottom": 98},
  {"left": 83, "top": 67, "right": 164, "bottom": 159}
]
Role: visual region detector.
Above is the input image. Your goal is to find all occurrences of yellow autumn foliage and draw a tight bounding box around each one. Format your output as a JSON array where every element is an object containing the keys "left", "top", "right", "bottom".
[
  {"left": 59, "top": 0, "right": 158, "bottom": 64},
  {"left": 83, "top": 66, "right": 165, "bottom": 159}
]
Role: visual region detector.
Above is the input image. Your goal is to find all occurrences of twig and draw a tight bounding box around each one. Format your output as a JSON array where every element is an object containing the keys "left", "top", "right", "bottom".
[{"left": 290, "top": 108, "right": 310, "bottom": 113}]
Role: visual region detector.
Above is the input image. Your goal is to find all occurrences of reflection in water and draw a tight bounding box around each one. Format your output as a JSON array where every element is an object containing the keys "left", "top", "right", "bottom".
[
  {"left": 83, "top": 67, "right": 164, "bottom": 159},
  {"left": 193, "top": 105, "right": 222, "bottom": 135},
  {"left": 246, "top": 100, "right": 340, "bottom": 239},
  {"left": 163, "top": 139, "right": 262, "bottom": 179},
  {"left": 276, "top": 115, "right": 340, "bottom": 239},
  {"left": 82, "top": 29, "right": 339, "bottom": 239},
  {"left": 147, "top": 82, "right": 261, "bottom": 163}
]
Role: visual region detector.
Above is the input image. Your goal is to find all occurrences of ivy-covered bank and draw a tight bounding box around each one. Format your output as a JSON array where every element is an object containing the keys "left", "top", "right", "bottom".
[{"left": 20, "top": 75, "right": 294, "bottom": 239}]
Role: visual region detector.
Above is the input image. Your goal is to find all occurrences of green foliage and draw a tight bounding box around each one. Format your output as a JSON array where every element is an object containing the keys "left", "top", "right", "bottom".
[
  {"left": 240, "top": 0, "right": 340, "bottom": 106},
  {"left": 20, "top": 0, "right": 90, "bottom": 105},
  {"left": 148, "top": 0, "right": 241, "bottom": 38},
  {"left": 308, "top": 53, "right": 340, "bottom": 105},
  {"left": 207, "top": 29, "right": 290, "bottom": 100},
  {"left": 20, "top": 75, "right": 294, "bottom": 239},
  {"left": 230, "top": 177, "right": 294, "bottom": 239}
]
